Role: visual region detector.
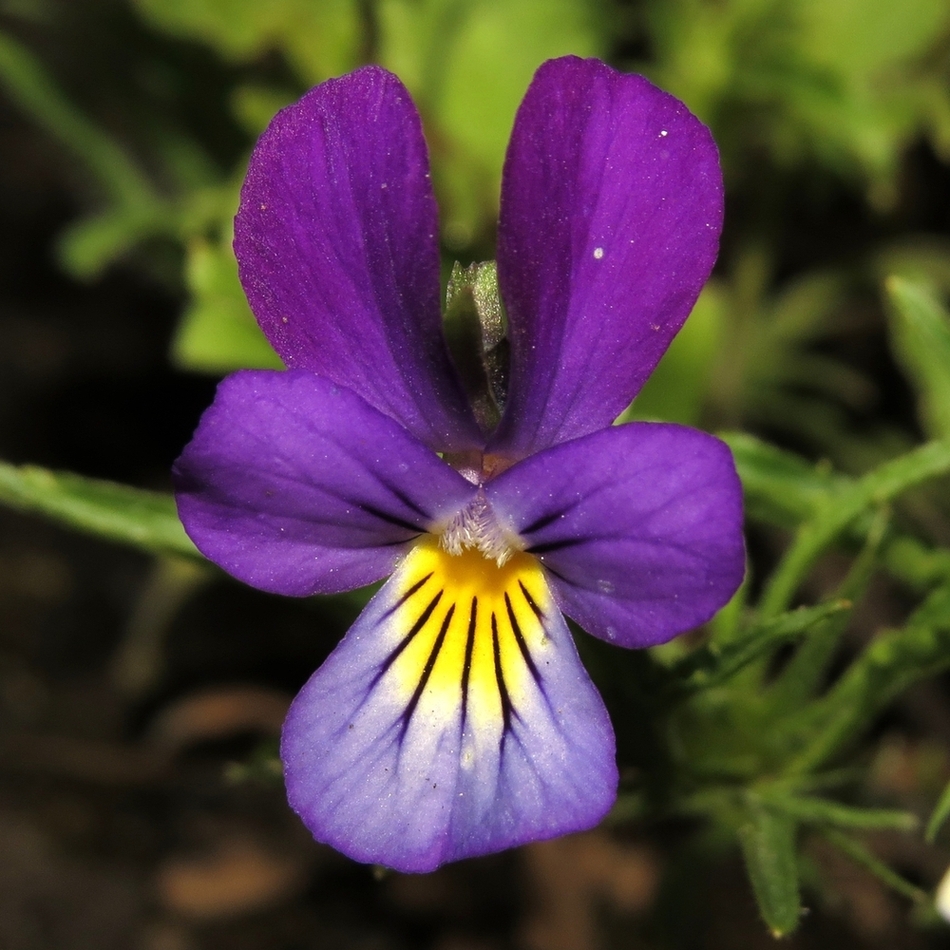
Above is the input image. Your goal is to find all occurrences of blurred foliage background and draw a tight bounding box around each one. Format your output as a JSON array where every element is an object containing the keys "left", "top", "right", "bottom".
[{"left": 4, "top": 0, "right": 950, "bottom": 948}]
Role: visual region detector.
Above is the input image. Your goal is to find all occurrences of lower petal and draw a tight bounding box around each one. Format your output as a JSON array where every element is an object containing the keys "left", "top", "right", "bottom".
[{"left": 281, "top": 538, "right": 617, "bottom": 873}]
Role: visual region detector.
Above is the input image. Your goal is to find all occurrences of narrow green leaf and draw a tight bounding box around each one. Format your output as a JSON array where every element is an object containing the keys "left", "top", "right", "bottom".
[
  {"left": 789, "top": 584, "right": 950, "bottom": 773},
  {"left": 676, "top": 600, "right": 850, "bottom": 694},
  {"left": 886, "top": 276, "right": 950, "bottom": 439},
  {"left": 133, "top": 0, "right": 363, "bottom": 81},
  {"left": 821, "top": 828, "right": 929, "bottom": 904},
  {"left": 762, "top": 793, "right": 917, "bottom": 832},
  {"left": 724, "top": 432, "right": 950, "bottom": 592},
  {"left": 925, "top": 778, "right": 950, "bottom": 842},
  {"left": 760, "top": 440, "right": 950, "bottom": 617},
  {"left": 0, "top": 31, "right": 157, "bottom": 208},
  {"left": 0, "top": 461, "right": 200, "bottom": 560},
  {"left": 766, "top": 506, "right": 889, "bottom": 710},
  {"left": 878, "top": 535, "right": 950, "bottom": 593},
  {"left": 738, "top": 806, "right": 801, "bottom": 937},
  {"left": 722, "top": 431, "right": 843, "bottom": 530}
]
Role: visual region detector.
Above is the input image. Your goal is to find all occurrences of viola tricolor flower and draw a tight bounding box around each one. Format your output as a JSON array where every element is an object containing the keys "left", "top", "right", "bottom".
[{"left": 174, "top": 56, "right": 745, "bottom": 873}]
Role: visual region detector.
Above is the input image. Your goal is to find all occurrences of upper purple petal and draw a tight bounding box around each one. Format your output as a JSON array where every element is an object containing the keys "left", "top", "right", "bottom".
[
  {"left": 173, "top": 370, "right": 478, "bottom": 596},
  {"left": 282, "top": 540, "right": 617, "bottom": 872},
  {"left": 485, "top": 423, "right": 745, "bottom": 648},
  {"left": 234, "top": 67, "right": 482, "bottom": 453},
  {"left": 491, "top": 57, "right": 723, "bottom": 457}
]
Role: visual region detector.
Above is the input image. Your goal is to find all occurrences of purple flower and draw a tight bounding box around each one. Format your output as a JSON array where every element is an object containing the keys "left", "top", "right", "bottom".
[{"left": 173, "top": 56, "right": 745, "bottom": 873}]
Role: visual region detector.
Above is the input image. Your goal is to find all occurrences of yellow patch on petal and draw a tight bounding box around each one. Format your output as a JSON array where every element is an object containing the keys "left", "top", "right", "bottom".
[{"left": 382, "top": 537, "right": 552, "bottom": 739}]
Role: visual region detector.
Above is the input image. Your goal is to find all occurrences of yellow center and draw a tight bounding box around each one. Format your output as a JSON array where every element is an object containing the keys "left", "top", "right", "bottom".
[{"left": 384, "top": 536, "right": 550, "bottom": 735}]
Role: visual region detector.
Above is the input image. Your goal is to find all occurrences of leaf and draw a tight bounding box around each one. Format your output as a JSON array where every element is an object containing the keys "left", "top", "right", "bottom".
[
  {"left": 724, "top": 431, "right": 950, "bottom": 591},
  {"left": 765, "top": 506, "right": 889, "bottom": 710},
  {"left": 57, "top": 206, "right": 170, "bottom": 280},
  {"left": 762, "top": 793, "right": 918, "bottom": 832},
  {"left": 789, "top": 583, "right": 950, "bottom": 773},
  {"left": 379, "top": 0, "right": 601, "bottom": 248},
  {"left": 626, "top": 281, "right": 725, "bottom": 425},
  {"left": 821, "top": 828, "right": 928, "bottom": 904},
  {"left": 799, "top": 0, "right": 949, "bottom": 82},
  {"left": 0, "top": 31, "right": 156, "bottom": 208},
  {"left": 885, "top": 276, "right": 950, "bottom": 439},
  {"left": 0, "top": 461, "right": 201, "bottom": 560},
  {"left": 723, "top": 431, "right": 844, "bottom": 530},
  {"left": 738, "top": 805, "right": 801, "bottom": 937},
  {"left": 132, "top": 0, "right": 363, "bottom": 82},
  {"left": 759, "top": 439, "right": 950, "bottom": 617},
  {"left": 926, "top": 777, "right": 950, "bottom": 843},
  {"left": 171, "top": 237, "right": 283, "bottom": 373},
  {"left": 676, "top": 600, "right": 851, "bottom": 694}
]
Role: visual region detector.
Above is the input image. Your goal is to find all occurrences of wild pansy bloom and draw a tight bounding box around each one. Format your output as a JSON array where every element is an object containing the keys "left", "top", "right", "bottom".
[{"left": 173, "top": 56, "right": 744, "bottom": 873}]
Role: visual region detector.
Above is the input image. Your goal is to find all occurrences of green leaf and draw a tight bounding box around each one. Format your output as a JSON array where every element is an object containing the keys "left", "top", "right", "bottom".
[
  {"left": 738, "top": 805, "right": 801, "bottom": 937},
  {"left": 762, "top": 793, "right": 918, "bottom": 832},
  {"left": 676, "top": 600, "right": 851, "bottom": 694},
  {"left": 132, "top": 0, "right": 363, "bottom": 82},
  {"left": 759, "top": 440, "right": 950, "bottom": 617},
  {"left": 625, "top": 280, "right": 725, "bottom": 425},
  {"left": 0, "top": 31, "right": 157, "bottom": 209},
  {"left": 723, "top": 431, "right": 844, "bottom": 530},
  {"left": 0, "top": 461, "right": 200, "bottom": 560},
  {"left": 799, "top": 0, "right": 949, "bottom": 81},
  {"left": 789, "top": 583, "right": 950, "bottom": 773},
  {"left": 231, "top": 84, "right": 297, "bottom": 136},
  {"left": 57, "top": 206, "right": 170, "bottom": 280},
  {"left": 171, "top": 237, "right": 284, "bottom": 373},
  {"left": 925, "top": 777, "right": 950, "bottom": 842},
  {"left": 886, "top": 276, "right": 950, "bottom": 439},
  {"left": 821, "top": 828, "right": 929, "bottom": 904},
  {"left": 765, "top": 506, "right": 889, "bottom": 710},
  {"left": 379, "top": 0, "right": 601, "bottom": 248},
  {"left": 724, "top": 432, "right": 950, "bottom": 591}
]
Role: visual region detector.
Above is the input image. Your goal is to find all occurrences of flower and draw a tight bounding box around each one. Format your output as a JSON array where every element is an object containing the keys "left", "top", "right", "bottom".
[{"left": 173, "top": 56, "right": 745, "bottom": 873}]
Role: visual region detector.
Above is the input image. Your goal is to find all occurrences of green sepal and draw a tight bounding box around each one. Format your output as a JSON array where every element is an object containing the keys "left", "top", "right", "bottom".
[{"left": 443, "top": 260, "right": 508, "bottom": 430}]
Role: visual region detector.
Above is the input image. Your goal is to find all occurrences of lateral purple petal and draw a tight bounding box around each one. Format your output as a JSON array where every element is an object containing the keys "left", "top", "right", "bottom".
[
  {"left": 492, "top": 57, "right": 723, "bottom": 457},
  {"left": 173, "top": 371, "right": 477, "bottom": 596},
  {"left": 486, "top": 424, "right": 745, "bottom": 648},
  {"left": 282, "top": 543, "right": 617, "bottom": 872},
  {"left": 235, "top": 66, "right": 482, "bottom": 453}
]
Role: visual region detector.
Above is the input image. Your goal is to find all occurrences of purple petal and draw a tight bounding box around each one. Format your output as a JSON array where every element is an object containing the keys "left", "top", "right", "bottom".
[
  {"left": 486, "top": 423, "right": 745, "bottom": 648},
  {"left": 234, "top": 67, "right": 482, "bottom": 453},
  {"left": 281, "top": 538, "right": 617, "bottom": 873},
  {"left": 492, "top": 57, "right": 723, "bottom": 457},
  {"left": 173, "top": 371, "right": 477, "bottom": 596}
]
